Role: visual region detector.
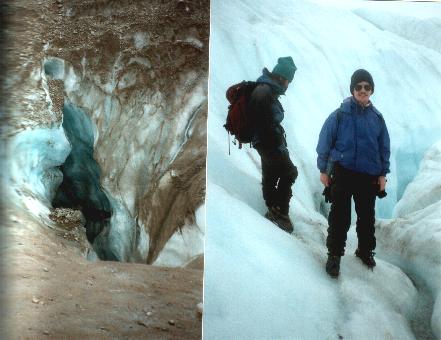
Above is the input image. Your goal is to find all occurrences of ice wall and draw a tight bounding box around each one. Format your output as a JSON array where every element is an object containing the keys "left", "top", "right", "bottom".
[
  {"left": 376, "top": 140, "right": 441, "bottom": 338},
  {"left": 394, "top": 140, "right": 441, "bottom": 218},
  {"left": 7, "top": 126, "right": 71, "bottom": 212}
]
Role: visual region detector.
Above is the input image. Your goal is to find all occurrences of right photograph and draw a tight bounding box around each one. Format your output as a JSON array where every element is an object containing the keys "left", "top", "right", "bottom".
[{"left": 204, "top": 0, "right": 441, "bottom": 339}]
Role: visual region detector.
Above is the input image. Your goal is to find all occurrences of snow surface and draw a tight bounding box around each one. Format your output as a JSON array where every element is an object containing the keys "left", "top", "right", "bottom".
[{"left": 204, "top": 0, "right": 441, "bottom": 339}]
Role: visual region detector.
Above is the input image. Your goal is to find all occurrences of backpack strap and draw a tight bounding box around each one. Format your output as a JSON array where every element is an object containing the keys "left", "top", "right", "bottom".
[{"left": 333, "top": 110, "right": 342, "bottom": 149}]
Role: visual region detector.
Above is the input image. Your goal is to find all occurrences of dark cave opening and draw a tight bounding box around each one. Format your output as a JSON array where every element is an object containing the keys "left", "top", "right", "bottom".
[{"left": 52, "top": 101, "right": 116, "bottom": 260}]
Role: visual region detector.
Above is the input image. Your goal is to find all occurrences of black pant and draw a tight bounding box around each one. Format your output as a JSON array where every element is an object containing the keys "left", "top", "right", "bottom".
[
  {"left": 256, "top": 148, "right": 298, "bottom": 214},
  {"left": 327, "top": 163, "right": 378, "bottom": 256}
]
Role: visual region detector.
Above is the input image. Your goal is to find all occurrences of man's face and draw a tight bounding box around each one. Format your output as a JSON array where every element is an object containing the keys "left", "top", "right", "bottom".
[
  {"left": 353, "top": 81, "right": 372, "bottom": 106},
  {"left": 276, "top": 77, "right": 289, "bottom": 92}
]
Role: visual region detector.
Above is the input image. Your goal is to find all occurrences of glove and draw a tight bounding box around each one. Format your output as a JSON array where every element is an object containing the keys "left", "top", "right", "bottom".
[
  {"left": 322, "top": 186, "right": 332, "bottom": 203},
  {"left": 374, "top": 182, "right": 387, "bottom": 199},
  {"left": 377, "top": 190, "right": 387, "bottom": 199}
]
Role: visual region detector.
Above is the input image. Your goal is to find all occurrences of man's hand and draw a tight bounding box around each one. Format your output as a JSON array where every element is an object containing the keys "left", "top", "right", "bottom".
[
  {"left": 379, "top": 176, "right": 387, "bottom": 191},
  {"left": 320, "top": 173, "right": 331, "bottom": 187}
]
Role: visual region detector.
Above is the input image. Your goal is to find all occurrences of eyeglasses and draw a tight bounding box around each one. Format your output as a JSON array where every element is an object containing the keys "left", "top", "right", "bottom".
[{"left": 354, "top": 84, "right": 372, "bottom": 92}]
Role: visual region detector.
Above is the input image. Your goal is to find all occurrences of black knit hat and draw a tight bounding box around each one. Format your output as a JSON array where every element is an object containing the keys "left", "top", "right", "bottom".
[{"left": 350, "top": 69, "right": 374, "bottom": 94}]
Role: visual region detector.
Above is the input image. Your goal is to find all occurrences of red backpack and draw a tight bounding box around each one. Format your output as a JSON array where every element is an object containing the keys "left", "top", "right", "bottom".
[{"left": 224, "top": 81, "right": 259, "bottom": 151}]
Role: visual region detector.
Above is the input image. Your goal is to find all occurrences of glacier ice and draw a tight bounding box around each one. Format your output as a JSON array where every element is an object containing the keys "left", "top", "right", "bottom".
[
  {"left": 394, "top": 140, "right": 441, "bottom": 218},
  {"left": 204, "top": 0, "right": 441, "bottom": 338},
  {"left": 8, "top": 126, "right": 71, "bottom": 207},
  {"left": 43, "top": 57, "right": 65, "bottom": 80}
]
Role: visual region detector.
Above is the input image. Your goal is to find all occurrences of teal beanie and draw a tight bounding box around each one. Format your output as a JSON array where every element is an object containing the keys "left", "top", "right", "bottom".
[{"left": 271, "top": 56, "right": 297, "bottom": 83}]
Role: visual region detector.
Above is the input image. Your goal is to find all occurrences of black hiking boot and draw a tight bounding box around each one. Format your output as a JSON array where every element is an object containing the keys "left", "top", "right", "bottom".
[
  {"left": 265, "top": 206, "right": 293, "bottom": 234},
  {"left": 326, "top": 254, "right": 341, "bottom": 278},
  {"left": 355, "top": 248, "right": 376, "bottom": 269}
]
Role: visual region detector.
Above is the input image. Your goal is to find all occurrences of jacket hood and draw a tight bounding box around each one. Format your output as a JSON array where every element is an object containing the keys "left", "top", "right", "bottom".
[
  {"left": 256, "top": 68, "right": 287, "bottom": 95},
  {"left": 340, "top": 96, "right": 380, "bottom": 115}
]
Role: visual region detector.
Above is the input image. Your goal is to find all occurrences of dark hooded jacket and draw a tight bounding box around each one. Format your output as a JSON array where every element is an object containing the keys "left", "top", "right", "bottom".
[{"left": 249, "top": 68, "right": 288, "bottom": 153}]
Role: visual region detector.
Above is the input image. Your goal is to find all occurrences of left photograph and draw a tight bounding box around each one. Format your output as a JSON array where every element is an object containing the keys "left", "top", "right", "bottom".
[{"left": 1, "top": 0, "right": 208, "bottom": 338}]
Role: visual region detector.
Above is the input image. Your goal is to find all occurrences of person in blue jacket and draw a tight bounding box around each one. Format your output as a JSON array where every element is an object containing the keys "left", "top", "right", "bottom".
[
  {"left": 316, "top": 69, "right": 390, "bottom": 278},
  {"left": 249, "top": 57, "right": 298, "bottom": 233}
]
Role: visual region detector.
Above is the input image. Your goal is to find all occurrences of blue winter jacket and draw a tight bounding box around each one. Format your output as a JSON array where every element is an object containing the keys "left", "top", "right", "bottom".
[
  {"left": 316, "top": 96, "right": 390, "bottom": 176},
  {"left": 249, "top": 68, "right": 288, "bottom": 153}
]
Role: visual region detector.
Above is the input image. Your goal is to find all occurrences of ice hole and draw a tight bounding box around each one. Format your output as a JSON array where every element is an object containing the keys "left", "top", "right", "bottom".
[
  {"left": 43, "top": 57, "right": 65, "bottom": 79},
  {"left": 53, "top": 102, "right": 117, "bottom": 260}
]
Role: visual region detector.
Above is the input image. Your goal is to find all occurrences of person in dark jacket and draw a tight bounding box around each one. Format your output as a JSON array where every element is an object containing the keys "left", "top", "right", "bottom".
[
  {"left": 249, "top": 57, "right": 298, "bottom": 233},
  {"left": 316, "top": 69, "right": 390, "bottom": 277}
]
